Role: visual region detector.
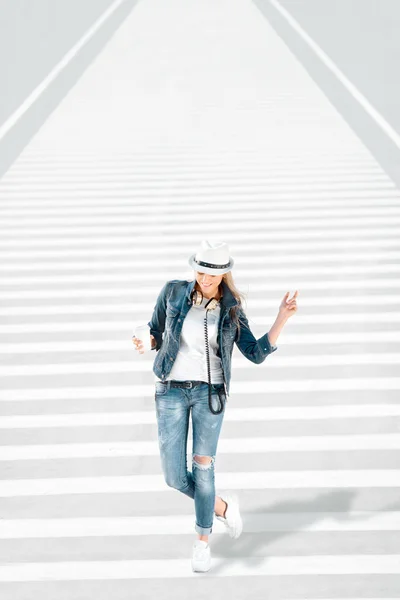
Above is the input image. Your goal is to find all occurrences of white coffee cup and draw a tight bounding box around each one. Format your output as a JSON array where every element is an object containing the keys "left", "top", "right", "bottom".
[{"left": 134, "top": 324, "right": 152, "bottom": 352}]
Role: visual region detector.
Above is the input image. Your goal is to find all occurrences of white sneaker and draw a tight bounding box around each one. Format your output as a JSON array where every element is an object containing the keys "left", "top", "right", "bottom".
[
  {"left": 215, "top": 492, "right": 243, "bottom": 539},
  {"left": 191, "top": 539, "right": 211, "bottom": 572}
]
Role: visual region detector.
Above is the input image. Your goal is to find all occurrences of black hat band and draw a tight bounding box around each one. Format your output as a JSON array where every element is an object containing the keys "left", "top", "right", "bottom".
[{"left": 194, "top": 258, "right": 230, "bottom": 269}]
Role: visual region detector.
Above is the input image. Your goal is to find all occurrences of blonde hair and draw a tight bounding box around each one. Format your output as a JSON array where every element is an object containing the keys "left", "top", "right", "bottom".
[{"left": 221, "top": 270, "right": 247, "bottom": 338}]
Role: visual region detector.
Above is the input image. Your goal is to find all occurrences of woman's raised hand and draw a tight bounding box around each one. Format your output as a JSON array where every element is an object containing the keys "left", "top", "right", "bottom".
[
  {"left": 278, "top": 290, "right": 298, "bottom": 320},
  {"left": 132, "top": 334, "right": 156, "bottom": 354}
]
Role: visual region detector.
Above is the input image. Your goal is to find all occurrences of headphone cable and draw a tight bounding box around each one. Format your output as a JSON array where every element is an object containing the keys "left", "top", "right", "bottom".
[{"left": 204, "top": 307, "right": 225, "bottom": 415}]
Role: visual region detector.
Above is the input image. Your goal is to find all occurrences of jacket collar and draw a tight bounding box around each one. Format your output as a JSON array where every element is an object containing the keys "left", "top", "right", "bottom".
[{"left": 185, "top": 278, "right": 238, "bottom": 308}]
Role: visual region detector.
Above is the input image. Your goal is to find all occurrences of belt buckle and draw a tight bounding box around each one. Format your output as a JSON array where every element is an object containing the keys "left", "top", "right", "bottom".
[{"left": 185, "top": 381, "right": 193, "bottom": 389}]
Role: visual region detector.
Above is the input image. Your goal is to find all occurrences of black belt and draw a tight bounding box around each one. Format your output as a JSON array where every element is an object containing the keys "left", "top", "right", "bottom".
[{"left": 160, "top": 380, "right": 223, "bottom": 390}]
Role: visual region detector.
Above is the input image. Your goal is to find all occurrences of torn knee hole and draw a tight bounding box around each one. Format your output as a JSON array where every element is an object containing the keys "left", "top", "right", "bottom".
[{"left": 193, "top": 455, "right": 214, "bottom": 470}]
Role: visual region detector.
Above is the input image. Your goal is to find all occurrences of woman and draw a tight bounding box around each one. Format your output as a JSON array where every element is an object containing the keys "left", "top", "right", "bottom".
[{"left": 132, "top": 240, "right": 298, "bottom": 572}]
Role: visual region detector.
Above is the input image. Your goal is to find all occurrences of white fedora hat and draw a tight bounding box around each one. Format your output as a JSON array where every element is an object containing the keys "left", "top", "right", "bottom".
[{"left": 188, "top": 240, "right": 234, "bottom": 275}]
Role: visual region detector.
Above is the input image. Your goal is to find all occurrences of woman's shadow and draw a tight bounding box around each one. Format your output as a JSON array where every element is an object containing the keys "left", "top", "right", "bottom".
[{"left": 207, "top": 489, "right": 399, "bottom": 576}]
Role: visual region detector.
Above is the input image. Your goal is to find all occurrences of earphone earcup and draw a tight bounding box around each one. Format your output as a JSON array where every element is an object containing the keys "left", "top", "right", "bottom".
[
  {"left": 205, "top": 298, "right": 219, "bottom": 311},
  {"left": 192, "top": 289, "right": 203, "bottom": 306}
]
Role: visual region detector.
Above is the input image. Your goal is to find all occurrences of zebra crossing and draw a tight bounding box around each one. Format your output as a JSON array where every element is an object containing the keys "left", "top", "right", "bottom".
[{"left": 1, "top": 0, "right": 400, "bottom": 597}]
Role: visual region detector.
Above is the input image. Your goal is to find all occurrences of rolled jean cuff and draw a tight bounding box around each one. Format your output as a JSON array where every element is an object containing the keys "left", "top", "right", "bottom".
[{"left": 195, "top": 523, "right": 213, "bottom": 535}]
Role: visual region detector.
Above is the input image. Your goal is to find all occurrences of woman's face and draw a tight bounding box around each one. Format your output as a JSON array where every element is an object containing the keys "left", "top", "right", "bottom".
[{"left": 195, "top": 271, "right": 223, "bottom": 299}]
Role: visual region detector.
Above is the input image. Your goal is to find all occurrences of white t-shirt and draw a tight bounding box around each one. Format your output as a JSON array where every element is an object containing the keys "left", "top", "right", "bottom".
[{"left": 155, "top": 295, "right": 224, "bottom": 384}]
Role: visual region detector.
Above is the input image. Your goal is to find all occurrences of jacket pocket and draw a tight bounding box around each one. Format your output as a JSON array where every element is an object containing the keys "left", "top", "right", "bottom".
[{"left": 166, "top": 304, "right": 180, "bottom": 318}]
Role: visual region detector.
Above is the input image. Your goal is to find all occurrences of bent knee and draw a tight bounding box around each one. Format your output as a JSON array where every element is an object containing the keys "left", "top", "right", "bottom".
[{"left": 164, "top": 474, "right": 187, "bottom": 490}]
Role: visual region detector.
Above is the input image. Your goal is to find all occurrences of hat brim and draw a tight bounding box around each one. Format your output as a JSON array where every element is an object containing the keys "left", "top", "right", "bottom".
[{"left": 188, "top": 254, "right": 234, "bottom": 275}]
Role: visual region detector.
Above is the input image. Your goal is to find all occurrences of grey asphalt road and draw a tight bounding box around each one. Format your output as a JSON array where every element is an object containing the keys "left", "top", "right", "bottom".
[
  {"left": 255, "top": 0, "right": 400, "bottom": 188},
  {"left": 0, "top": 0, "right": 117, "bottom": 126},
  {"left": 280, "top": 0, "right": 400, "bottom": 134},
  {"left": 0, "top": 0, "right": 138, "bottom": 178}
]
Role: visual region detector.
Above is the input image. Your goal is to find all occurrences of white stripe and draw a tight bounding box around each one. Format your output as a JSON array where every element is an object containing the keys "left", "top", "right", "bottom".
[
  {"left": 0, "top": 171, "right": 393, "bottom": 185},
  {"left": 2, "top": 267, "right": 400, "bottom": 285},
  {"left": 0, "top": 341, "right": 129, "bottom": 354},
  {"left": 2, "top": 314, "right": 400, "bottom": 336},
  {"left": 0, "top": 471, "right": 399, "bottom": 497},
  {"left": 0, "top": 555, "right": 399, "bottom": 580},
  {"left": 11, "top": 153, "right": 374, "bottom": 161},
  {"left": 1, "top": 188, "right": 398, "bottom": 203},
  {"left": 1, "top": 434, "right": 399, "bottom": 460},
  {"left": 9, "top": 149, "right": 376, "bottom": 160},
  {"left": 0, "top": 181, "right": 395, "bottom": 196},
  {"left": 1, "top": 332, "right": 399, "bottom": 355},
  {"left": 3, "top": 207, "right": 400, "bottom": 229},
  {"left": 1, "top": 172, "right": 389, "bottom": 189},
  {"left": 2, "top": 253, "right": 400, "bottom": 272},
  {"left": 1, "top": 295, "right": 400, "bottom": 315},
  {"left": 3, "top": 156, "right": 380, "bottom": 168},
  {"left": 1, "top": 379, "right": 399, "bottom": 402},
  {"left": 1, "top": 237, "right": 399, "bottom": 258},
  {"left": 18, "top": 312, "right": 400, "bottom": 329},
  {"left": 1, "top": 354, "right": 400, "bottom": 377},
  {"left": 0, "top": 153, "right": 381, "bottom": 165},
  {"left": 3, "top": 171, "right": 388, "bottom": 189},
  {"left": 1, "top": 511, "right": 399, "bottom": 538},
  {"left": 0, "top": 0, "right": 127, "bottom": 142},
  {"left": 0, "top": 230, "right": 398, "bottom": 253},
  {"left": 2, "top": 216, "right": 400, "bottom": 239},
  {"left": 0, "top": 151, "right": 378, "bottom": 163},
  {"left": 2, "top": 279, "right": 400, "bottom": 300},
  {"left": 1, "top": 196, "right": 397, "bottom": 215},
  {"left": 268, "top": 0, "right": 400, "bottom": 150},
  {"left": 0, "top": 157, "right": 386, "bottom": 167},
  {"left": 1, "top": 405, "right": 399, "bottom": 429},
  {"left": 0, "top": 227, "right": 399, "bottom": 249},
  {"left": 0, "top": 153, "right": 385, "bottom": 164}
]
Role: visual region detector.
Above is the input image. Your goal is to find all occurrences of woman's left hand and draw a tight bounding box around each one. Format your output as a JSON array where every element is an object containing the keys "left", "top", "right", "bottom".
[{"left": 278, "top": 290, "right": 298, "bottom": 320}]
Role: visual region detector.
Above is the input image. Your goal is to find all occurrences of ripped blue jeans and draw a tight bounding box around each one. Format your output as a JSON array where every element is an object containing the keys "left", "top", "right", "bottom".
[{"left": 154, "top": 380, "right": 226, "bottom": 535}]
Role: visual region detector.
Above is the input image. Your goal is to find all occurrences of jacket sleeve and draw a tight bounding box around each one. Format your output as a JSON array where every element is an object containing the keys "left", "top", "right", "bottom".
[
  {"left": 146, "top": 281, "right": 170, "bottom": 351},
  {"left": 235, "top": 306, "right": 278, "bottom": 364}
]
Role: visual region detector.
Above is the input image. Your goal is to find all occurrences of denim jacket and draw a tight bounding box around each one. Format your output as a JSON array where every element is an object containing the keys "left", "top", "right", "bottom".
[{"left": 147, "top": 278, "right": 277, "bottom": 397}]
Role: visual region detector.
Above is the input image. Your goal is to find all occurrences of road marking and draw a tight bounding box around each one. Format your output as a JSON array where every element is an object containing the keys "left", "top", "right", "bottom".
[
  {"left": 1, "top": 406, "right": 399, "bottom": 429},
  {"left": 3, "top": 152, "right": 384, "bottom": 163},
  {"left": 2, "top": 207, "right": 400, "bottom": 229},
  {"left": 2, "top": 265, "right": 400, "bottom": 286},
  {"left": 1, "top": 332, "right": 400, "bottom": 354},
  {"left": 2, "top": 197, "right": 400, "bottom": 218},
  {"left": 1, "top": 278, "right": 400, "bottom": 300},
  {"left": 0, "top": 0, "right": 127, "bottom": 142},
  {"left": 1, "top": 353, "right": 400, "bottom": 376},
  {"left": 1, "top": 379, "right": 400, "bottom": 401},
  {"left": 3, "top": 217, "right": 400, "bottom": 240},
  {"left": 1, "top": 227, "right": 399, "bottom": 250},
  {"left": 0, "top": 180, "right": 395, "bottom": 193},
  {"left": 2, "top": 252, "right": 400, "bottom": 270},
  {"left": 267, "top": 0, "right": 400, "bottom": 150},
  {"left": 1, "top": 188, "right": 399, "bottom": 203},
  {"left": 1, "top": 169, "right": 388, "bottom": 184},
  {"left": 0, "top": 295, "right": 399, "bottom": 314},
  {"left": 1, "top": 434, "right": 399, "bottom": 460},
  {"left": 1, "top": 239, "right": 400, "bottom": 260},
  {"left": 0, "top": 471, "right": 400, "bottom": 497},
  {"left": 1, "top": 511, "right": 399, "bottom": 537},
  {"left": 0, "top": 555, "right": 399, "bottom": 580}
]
